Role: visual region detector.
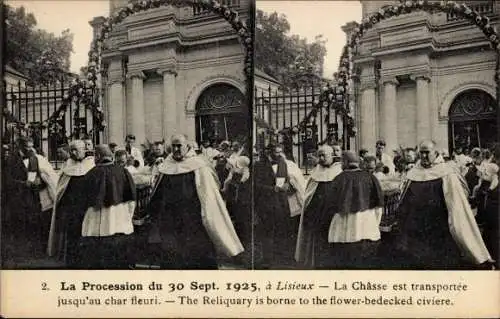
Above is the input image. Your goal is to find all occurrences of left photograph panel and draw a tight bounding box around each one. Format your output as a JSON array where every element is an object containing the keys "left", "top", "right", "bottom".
[{"left": 1, "top": 0, "right": 254, "bottom": 270}]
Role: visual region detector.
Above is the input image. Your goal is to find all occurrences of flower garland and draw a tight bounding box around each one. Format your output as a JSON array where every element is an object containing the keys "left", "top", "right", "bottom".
[
  {"left": 347, "top": 1, "right": 499, "bottom": 52},
  {"left": 291, "top": 0, "right": 499, "bottom": 142},
  {"left": 289, "top": 45, "right": 354, "bottom": 139},
  {"left": 4, "top": 0, "right": 253, "bottom": 138}
]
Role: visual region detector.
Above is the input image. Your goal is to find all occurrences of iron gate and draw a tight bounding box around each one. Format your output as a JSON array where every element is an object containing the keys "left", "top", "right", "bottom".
[
  {"left": 254, "top": 84, "right": 351, "bottom": 170},
  {"left": 2, "top": 80, "right": 101, "bottom": 169}
]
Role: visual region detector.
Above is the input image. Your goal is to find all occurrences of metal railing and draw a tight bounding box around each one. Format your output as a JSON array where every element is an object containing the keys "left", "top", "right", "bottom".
[
  {"left": 3, "top": 80, "right": 100, "bottom": 169},
  {"left": 380, "top": 189, "right": 401, "bottom": 233},
  {"left": 254, "top": 84, "right": 350, "bottom": 170}
]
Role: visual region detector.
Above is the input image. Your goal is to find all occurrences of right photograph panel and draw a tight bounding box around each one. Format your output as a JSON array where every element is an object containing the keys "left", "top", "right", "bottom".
[{"left": 252, "top": 0, "right": 499, "bottom": 271}]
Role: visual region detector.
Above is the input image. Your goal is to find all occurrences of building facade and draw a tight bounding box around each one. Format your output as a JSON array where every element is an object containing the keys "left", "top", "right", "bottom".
[
  {"left": 3, "top": 65, "right": 28, "bottom": 91},
  {"left": 346, "top": 0, "right": 498, "bottom": 154},
  {"left": 92, "top": 0, "right": 250, "bottom": 146}
]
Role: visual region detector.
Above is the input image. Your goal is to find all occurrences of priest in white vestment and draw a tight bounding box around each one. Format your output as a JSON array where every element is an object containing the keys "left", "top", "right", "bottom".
[
  {"left": 47, "top": 140, "right": 95, "bottom": 267},
  {"left": 146, "top": 134, "right": 243, "bottom": 269},
  {"left": 394, "top": 140, "right": 494, "bottom": 270},
  {"left": 295, "top": 145, "right": 343, "bottom": 269}
]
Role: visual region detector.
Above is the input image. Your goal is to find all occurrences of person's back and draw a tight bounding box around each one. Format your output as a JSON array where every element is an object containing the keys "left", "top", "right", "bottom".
[
  {"left": 322, "top": 151, "right": 384, "bottom": 269},
  {"left": 79, "top": 144, "right": 136, "bottom": 269}
]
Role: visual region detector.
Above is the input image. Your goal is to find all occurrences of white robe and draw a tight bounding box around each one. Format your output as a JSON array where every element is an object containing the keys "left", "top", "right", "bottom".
[
  {"left": 47, "top": 157, "right": 95, "bottom": 256},
  {"left": 380, "top": 153, "right": 395, "bottom": 175},
  {"left": 403, "top": 157, "right": 493, "bottom": 264},
  {"left": 272, "top": 158, "right": 306, "bottom": 217},
  {"left": 81, "top": 163, "right": 136, "bottom": 237},
  {"left": 153, "top": 151, "right": 244, "bottom": 257},
  {"left": 295, "top": 162, "right": 342, "bottom": 263},
  {"left": 23, "top": 154, "right": 59, "bottom": 212}
]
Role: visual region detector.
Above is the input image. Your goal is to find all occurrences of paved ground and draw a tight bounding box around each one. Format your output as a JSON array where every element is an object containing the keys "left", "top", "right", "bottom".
[
  {"left": 1, "top": 230, "right": 248, "bottom": 270},
  {"left": 1, "top": 226, "right": 396, "bottom": 270}
]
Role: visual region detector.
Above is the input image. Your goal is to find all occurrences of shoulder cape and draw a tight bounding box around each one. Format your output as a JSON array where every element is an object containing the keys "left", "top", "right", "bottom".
[
  {"left": 153, "top": 152, "right": 244, "bottom": 257},
  {"left": 399, "top": 158, "right": 492, "bottom": 264},
  {"left": 157, "top": 151, "right": 208, "bottom": 175},
  {"left": 295, "top": 163, "right": 343, "bottom": 266},
  {"left": 84, "top": 163, "right": 137, "bottom": 209},
  {"left": 327, "top": 169, "right": 384, "bottom": 215},
  {"left": 47, "top": 158, "right": 95, "bottom": 257},
  {"left": 284, "top": 159, "right": 306, "bottom": 217}
]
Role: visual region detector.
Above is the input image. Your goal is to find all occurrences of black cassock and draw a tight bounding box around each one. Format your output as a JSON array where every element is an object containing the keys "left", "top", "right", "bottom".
[
  {"left": 298, "top": 181, "right": 337, "bottom": 269},
  {"left": 147, "top": 171, "right": 218, "bottom": 269},
  {"left": 52, "top": 175, "right": 88, "bottom": 268},
  {"left": 253, "top": 158, "right": 297, "bottom": 268},
  {"left": 3, "top": 152, "right": 48, "bottom": 258},
  {"left": 225, "top": 172, "right": 252, "bottom": 263},
  {"left": 78, "top": 163, "right": 137, "bottom": 269},
  {"left": 483, "top": 183, "right": 499, "bottom": 268},
  {"left": 395, "top": 179, "right": 468, "bottom": 270}
]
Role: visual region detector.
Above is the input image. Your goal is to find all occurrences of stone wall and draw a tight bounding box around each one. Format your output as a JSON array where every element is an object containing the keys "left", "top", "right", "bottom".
[
  {"left": 352, "top": 1, "right": 498, "bottom": 153},
  {"left": 101, "top": 0, "right": 248, "bottom": 145}
]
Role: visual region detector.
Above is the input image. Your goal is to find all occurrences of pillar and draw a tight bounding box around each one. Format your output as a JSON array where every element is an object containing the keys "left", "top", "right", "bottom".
[
  {"left": 127, "top": 71, "right": 147, "bottom": 144},
  {"left": 360, "top": 82, "right": 377, "bottom": 153},
  {"left": 414, "top": 75, "right": 431, "bottom": 142},
  {"left": 158, "top": 68, "right": 178, "bottom": 139},
  {"left": 381, "top": 78, "right": 399, "bottom": 153},
  {"left": 107, "top": 59, "right": 125, "bottom": 144}
]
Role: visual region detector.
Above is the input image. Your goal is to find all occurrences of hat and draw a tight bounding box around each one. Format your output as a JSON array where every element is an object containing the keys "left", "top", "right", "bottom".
[{"left": 376, "top": 140, "right": 386, "bottom": 146}]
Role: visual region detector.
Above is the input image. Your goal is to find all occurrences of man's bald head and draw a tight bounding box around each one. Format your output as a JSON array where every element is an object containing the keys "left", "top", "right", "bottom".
[
  {"left": 170, "top": 134, "right": 188, "bottom": 145},
  {"left": 419, "top": 140, "right": 436, "bottom": 150},
  {"left": 69, "top": 140, "right": 86, "bottom": 161},
  {"left": 170, "top": 134, "right": 190, "bottom": 161},
  {"left": 95, "top": 144, "right": 113, "bottom": 157},
  {"left": 317, "top": 144, "right": 334, "bottom": 167},
  {"left": 342, "top": 150, "right": 360, "bottom": 169},
  {"left": 419, "top": 140, "right": 438, "bottom": 168},
  {"left": 94, "top": 144, "right": 113, "bottom": 163},
  {"left": 318, "top": 144, "right": 333, "bottom": 154}
]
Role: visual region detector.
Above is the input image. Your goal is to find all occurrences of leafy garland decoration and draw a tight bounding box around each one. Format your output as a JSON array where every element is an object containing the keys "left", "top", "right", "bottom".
[
  {"left": 290, "top": 0, "right": 499, "bottom": 142},
  {"left": 4, "top": 0, "right": 253, "bottom": 138}
]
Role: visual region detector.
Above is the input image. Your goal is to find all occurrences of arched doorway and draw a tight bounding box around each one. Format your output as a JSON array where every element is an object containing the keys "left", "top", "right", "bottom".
[
  {"left": 448, "top": 89, "right": 497, "bottom": 153},
  {"left": 195, "top": 83, "right": 248, "bottom": 145}
]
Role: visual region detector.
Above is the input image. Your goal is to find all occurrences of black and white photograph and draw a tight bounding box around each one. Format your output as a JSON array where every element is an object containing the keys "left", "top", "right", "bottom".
[
  {"left": 1, "top": 0, "right": 500, "bottom": 313},
  {"left": 253, "top": 0, "right": 499, "bottom": 270},
  {"left": 2, "top": 0, "right": 254, "bottom": 270},
  {"left": 1, "top": 0, "right": 500, "bottom": 317}
]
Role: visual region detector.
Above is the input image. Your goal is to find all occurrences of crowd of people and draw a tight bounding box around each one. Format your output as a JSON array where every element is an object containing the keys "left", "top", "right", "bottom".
[
  {"left": 1, "top": 132, "right": 497, "bottom": 270},
  {"left": 253, "top": 139, "right": 498, "bottom": 270},
  {"left": 2, "top": 134, "right": 252, "bottom": 269}
]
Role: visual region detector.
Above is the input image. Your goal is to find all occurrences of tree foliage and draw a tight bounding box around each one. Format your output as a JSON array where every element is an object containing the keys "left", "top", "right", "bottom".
[
  {"left": 4, "top": 3, "right": 74, "bottom": 85},
  {"left": 255, "top": 9, "right": 327, "bottom": 89}
]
